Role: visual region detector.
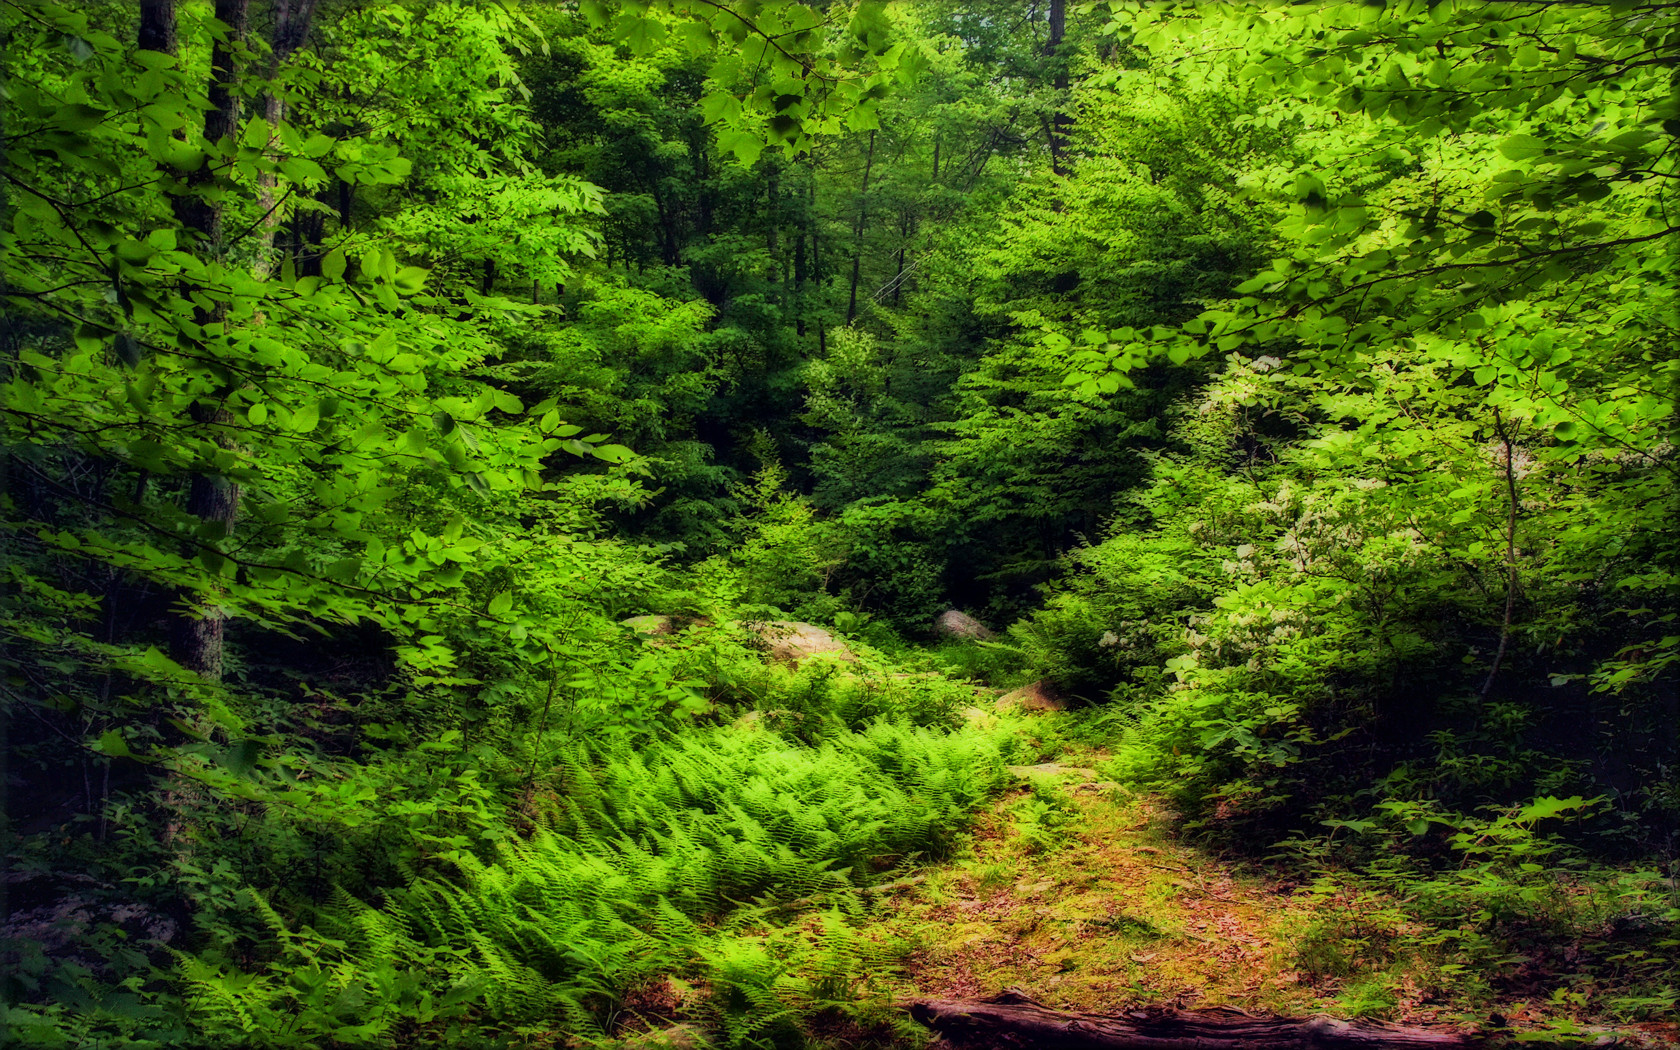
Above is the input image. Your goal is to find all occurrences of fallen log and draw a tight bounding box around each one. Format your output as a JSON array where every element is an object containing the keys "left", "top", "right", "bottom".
[{"left": 909, "top": 991, "right": 1481, "bottom": 1050}]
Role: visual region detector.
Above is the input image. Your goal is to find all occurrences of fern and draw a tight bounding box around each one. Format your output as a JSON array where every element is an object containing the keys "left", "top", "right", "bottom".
[{"left": 174, "top": 679, "right": 1011, "bottom": 1046}]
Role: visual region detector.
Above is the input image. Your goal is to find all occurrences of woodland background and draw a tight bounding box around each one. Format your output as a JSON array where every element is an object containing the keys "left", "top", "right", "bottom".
[{"left": 1, "top": 0, "right": 1676, "bottom": 1046}]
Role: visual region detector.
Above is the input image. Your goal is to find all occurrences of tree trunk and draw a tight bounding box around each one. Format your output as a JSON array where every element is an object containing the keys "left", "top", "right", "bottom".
[
  {"left": 910, "top": 993, "right": 1480, "bottom": 1050},
  {"left": 150, "top": 0, "right": 250, "bottom": 681},
  {"left": 171, "top": 0, "right": 249, "bottom": 246},
  {"left": 250, "top": 0, "right": 321, "bottom": 280},
  {"left": 846, "top": 128, "right": 876, "bottom": 324},
  {"left": 1481, "top": 410, "right": 1521, "bottom": 698},
  {"left": 172, "top": 453, "right": 237, "bottom": 679},
  {"left": 809, "top": 165, "right": 823, "bottom": 341},
  {"left": 793, "top": 229, "right": 807, "bottom": 337},
  {"left": 1044, "top": 0, "right": 1071, "bottom": 177},
  {"left": 138, "top": 0, "right": 176, "bottom": 54}
]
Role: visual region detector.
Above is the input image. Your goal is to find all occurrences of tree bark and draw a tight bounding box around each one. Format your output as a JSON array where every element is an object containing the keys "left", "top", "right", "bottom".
[
  {"left": 138, "top": 0, "right": 177, "bottom": 55},
  {"left": 250, "top": 0, "right": 322, "bottom": 280},
  {"left": 846, "top": 128, "right": 877, "bottom": 324},
  {"left": 793, "top": 228, "right": 807, "bottom": 337},
  {"left": 171, "top": 0, "right": 250, "bottom": 246},
  {"left": 1044, "top": 0, "right": 1071, "bottom": 177},
  {"left": 150, "top": 0, "right": 251, "bottom": 680},
  {"left": 910, "top": 993, "right": 1480, "bottom": 1050},
  {"left": 1480, "top": 410, "right": 1521, "bottom": 698}
]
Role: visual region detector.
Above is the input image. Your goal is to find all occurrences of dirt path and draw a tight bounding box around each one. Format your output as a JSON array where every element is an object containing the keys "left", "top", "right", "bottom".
[
  {"left": 850, "top": 758, "right": 1678, "bottom": 1049},
  {"left": 867, "top": 761, "right": 1335, "bottom": 1018}
]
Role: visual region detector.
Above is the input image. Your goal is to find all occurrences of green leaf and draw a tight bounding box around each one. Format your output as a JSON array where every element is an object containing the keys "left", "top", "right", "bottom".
[
  {"left": 718, "top": 129, "right": 765, "bottom": 166},
  {"left": 291, "top": 402, "right": 320, "bottom": 433},
  {"left": 488, "top": 591, "right": 513, "bottom": 617},
  {"left": 93, "top": 729, "right": 130, "bottom": 758},
  {"left": 1497, "top": 134, "right": 1547, "bottom": 161},
  {"left": 279, "top": 156, "right": 326, "bottom": 184},
  {"left": 54, "top": 103, "right": 106, "bottom": 131}
]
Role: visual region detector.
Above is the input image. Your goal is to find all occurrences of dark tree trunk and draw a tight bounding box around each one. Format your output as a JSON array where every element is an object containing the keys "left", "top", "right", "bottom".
[
  {"left": 793, "top": 229, "right": 807, "bottom": 337},
  {"left": 149, "top": 0, "right": 251, "bottom": 681},
  {"left": 766, "top": 166, "right": 779, "bottom": 261},
  {"left": 481, "top": 257, "right": 497, "bottom": 295},
  {"left": 846, "top": 129, "right": 876, "bottom": 324},
  {"left": 172, "top": 451, "right": 237, "bottom": 680},
  {"left": 171, "top": 0, "right": 250, "bottom": 246},
  {"left": 1044, "top": 0, "right": 1071, "bottom": 177},
  {"left": 910, "top": 993, "right": 1480, "bottom": 1050},
  {"left": 138, "top": 0, "right": 176, "bottom": 54},
  {"left": 809, "top": 166, "right": 823, "bottom": 340}
]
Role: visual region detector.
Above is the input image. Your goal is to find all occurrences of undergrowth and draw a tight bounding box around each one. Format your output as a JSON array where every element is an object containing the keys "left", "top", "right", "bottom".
[{"left": 6, "top": 670, "right": 1016, "bottom": 1049}]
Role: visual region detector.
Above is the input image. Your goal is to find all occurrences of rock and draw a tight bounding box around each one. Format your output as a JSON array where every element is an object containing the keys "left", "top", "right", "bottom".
[
  {"left": 935, "top": 609, "right": 994, "bottom": 641},
  {"left": 997, "top": 679, "right": 1066, "bottom": 713},
  {"left": 747, "top": 620, "right": 854, "bottom": 666},
  {"left": 623, "top": 615, "right": 712, "bottom": 638},
  {"left": 623, "top": 614, "right": 679, "bottom": 636}
]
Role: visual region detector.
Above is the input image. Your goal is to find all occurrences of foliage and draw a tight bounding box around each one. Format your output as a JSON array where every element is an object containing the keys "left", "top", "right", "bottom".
[{"left": 4, "top": 0, "right": 1677, "bottom": 1044}]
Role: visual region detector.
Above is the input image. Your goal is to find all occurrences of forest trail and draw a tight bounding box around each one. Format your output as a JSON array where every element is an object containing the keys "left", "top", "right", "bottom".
[
  {"left": 864, "top": 756, "right": 1345, "bottom": 1020},
  {"left": 838, "top": 742, "right": 1680, "bottom": 1050}
]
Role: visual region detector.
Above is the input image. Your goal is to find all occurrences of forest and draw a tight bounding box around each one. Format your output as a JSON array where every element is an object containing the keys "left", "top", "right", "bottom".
[{"left": 1, "top": 0, "right": 1676, "bottom": 1047}]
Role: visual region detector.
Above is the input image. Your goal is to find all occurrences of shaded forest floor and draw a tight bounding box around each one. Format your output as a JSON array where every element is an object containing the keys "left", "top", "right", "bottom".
[
  {"left": 867, "top": 743, "right": 1680, "bottom": 1050},
  {"left": 606, "top": 708, "right": 1680, "bottom": 1050}
]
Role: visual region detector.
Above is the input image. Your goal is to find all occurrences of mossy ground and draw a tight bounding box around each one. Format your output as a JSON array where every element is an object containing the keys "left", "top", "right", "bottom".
[
  {"left": 850, "top": 734, "right": 1679, "bottom": 1050},
  {"left": 602, "top": 713, "right": 1679, "bottom": 1050},
  {"left": 878, "top": 762, "right": 1325, "bottom": 1016}
]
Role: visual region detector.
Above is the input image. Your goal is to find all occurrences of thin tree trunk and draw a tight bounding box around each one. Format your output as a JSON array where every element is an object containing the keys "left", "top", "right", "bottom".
[
  {"left": 766, "top": 165, "right": 779, "bottom": 267},
  {"left": 809, "top": 164, "right": 822, "bottom": 340},
  {"left": 170, "top": 0, "right": 249, "bottom": 247},
  {"left": 1044, "top": 0, "right": 1071, "bottom": 177},
  {"left": 793, "top": 229, "right": 807, "bottom": 337},
  {"left": 846, "top": 129, "right": 876, "bottom": 324},
  {"left": 250, "top": 0, "right": 321, "bottom": 280},
  {"left": 1480, "top": 411, "right": 1521, "bottom": 698}
]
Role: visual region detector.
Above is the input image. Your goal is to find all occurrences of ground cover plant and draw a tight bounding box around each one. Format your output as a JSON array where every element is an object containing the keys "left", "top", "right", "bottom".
[{"left": 3, "top": 0, "right": 1675, "bottom": 1048}]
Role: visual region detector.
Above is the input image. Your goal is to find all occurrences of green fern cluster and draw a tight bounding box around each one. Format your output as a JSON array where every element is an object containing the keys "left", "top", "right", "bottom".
[{"left": 173, "top": 718, "right": 1009, "bottom": 1046}]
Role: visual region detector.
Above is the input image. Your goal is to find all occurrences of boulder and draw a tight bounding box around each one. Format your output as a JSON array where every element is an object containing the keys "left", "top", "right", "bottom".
[
  {"left": 747, "top": 620, "right": 854, "bottom": 666},
  {"left": 623, "top": 614, "right": 679, "bottom": 636},
  {"left": 623, "top": 615, "right": 712, "bottom": 638},
  {"left": 934, "top": 609, "right": 994, "bottom": 641},
  {"left": 997, "top": 679, "right": 1066, "bottom": 713}
]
